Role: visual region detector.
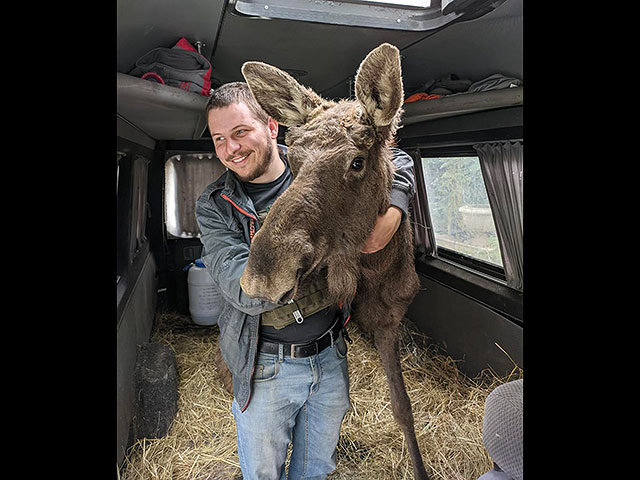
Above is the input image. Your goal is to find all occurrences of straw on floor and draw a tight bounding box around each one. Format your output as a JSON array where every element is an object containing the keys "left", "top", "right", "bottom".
[{"left": 120, "top": 313, "right": 522, "bottom": 480}]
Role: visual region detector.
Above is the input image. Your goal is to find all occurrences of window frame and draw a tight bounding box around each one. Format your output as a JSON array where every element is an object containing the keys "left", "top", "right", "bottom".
[
  {"left": 163, "top": 151, "right": 227, "bottom": 240},
  {"left": 233, "top": 0, "right": 466, "bottom": 31},
  {"left": 400, "top": 102, "right": 523, "bottom": 321},
  {"left": 413, "top": 144, "right": 507, "bottom": 282},
  {"left": 409, "top": 146, "right": 522, "bottom": 324},
  {"left": 116, "top": 151, "right": 131, "bottom": 283}
]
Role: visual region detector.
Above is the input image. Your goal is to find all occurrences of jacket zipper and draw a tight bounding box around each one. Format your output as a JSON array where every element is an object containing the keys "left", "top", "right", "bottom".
[{"left": 221, "top": 193, "right": 257, "bottom": 242}]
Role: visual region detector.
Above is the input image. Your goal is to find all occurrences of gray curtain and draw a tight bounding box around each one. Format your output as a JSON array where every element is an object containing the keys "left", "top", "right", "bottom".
[
  {"left": 408, "top": 149, "right": 436, "bottom": 258},
  {"left": 474, "top": 142, "right": 523, "bottom": 291}
]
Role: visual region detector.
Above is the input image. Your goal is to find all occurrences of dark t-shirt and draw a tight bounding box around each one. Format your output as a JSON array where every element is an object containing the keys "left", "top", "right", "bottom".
[
  {"left": 242, "top": 163, "right": 291, "bottom": 222},
  {"left": 242, "top": 160, "right": 338, "bottom": 344}
]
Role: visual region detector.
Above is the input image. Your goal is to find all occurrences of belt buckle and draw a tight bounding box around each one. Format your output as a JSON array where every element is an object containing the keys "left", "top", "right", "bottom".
[{"left": 290, "top": 341, "right": 319, "bottom": 358}]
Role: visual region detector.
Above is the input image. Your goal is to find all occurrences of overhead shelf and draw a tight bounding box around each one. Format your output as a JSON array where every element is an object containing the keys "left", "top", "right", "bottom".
[
  {"left": 116, "top": 73, "right": 210, "bottom": 141},
  {"left": 401, "top": 87, "right": 523, "bottom": 126},
  {"left": 117, "top": 72, "right": 521, "bottom": 140}
]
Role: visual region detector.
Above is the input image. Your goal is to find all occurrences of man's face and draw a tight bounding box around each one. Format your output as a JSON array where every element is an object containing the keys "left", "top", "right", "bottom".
[{"left": 208, "top": 102, "right": 278, "bottom": 183}]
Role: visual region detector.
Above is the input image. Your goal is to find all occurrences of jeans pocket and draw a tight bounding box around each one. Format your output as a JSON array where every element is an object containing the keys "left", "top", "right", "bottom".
[
  {"left": 252, "top": 355, "right": 280, "bottom": 382},
  {"left": 335, "top": 335, "right": 348, "bottom": 359}
]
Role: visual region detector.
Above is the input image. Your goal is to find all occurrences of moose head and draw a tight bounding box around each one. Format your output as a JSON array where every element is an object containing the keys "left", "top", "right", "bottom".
[{"left": 239, "top": 43, "right": 404, "bottom": 306}]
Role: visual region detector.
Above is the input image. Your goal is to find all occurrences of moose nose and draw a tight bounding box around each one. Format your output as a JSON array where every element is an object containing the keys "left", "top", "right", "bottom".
[
  {"left": 240, "top": 271, "right": 298, "bottom": 305},
  {"left": 271, "top": 252, "right": 314, "bottom": 304},
  {"left": 240, "top": 233, "right": 315, "bottom": 305}
]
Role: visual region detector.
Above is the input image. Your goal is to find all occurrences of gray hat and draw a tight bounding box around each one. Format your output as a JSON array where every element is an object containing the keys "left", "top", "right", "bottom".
[{"left": 482, "top": 379, "right": 523, "bottom": 480}]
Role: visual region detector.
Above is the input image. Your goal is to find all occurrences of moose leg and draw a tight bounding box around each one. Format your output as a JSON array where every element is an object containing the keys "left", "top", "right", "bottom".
[{"left": 374, "top": 326, "right": 429, "bottom": 480}]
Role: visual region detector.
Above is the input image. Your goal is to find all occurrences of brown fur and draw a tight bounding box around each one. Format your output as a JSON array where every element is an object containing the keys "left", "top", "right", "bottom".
[{"left": 239, "top": 44, "right": 429, "bottom": 479}]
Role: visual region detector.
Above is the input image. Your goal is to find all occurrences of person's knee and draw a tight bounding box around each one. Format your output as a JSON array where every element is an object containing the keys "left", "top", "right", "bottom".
[{"left": 233, "top": 397, "right": 292, "bottom": 480}]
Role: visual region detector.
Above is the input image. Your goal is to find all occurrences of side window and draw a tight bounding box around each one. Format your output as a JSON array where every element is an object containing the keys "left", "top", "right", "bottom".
[
  {"left": 233, "top": 0, "right": 495, "bottom": 31},
  {"left": 413, "top": 142, "right": 523, "bottom": 290},
  {"left": 164, "top": 153, "right": 226, "bottom": 238},
  {"left": 421, "top": 155, "right": 503, "bottom": 267}
]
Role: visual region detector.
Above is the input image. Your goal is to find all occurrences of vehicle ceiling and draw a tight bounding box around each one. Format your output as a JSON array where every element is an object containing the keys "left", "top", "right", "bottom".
[{"left": 117, "top": 0, "right": 522, "bottom": 141}]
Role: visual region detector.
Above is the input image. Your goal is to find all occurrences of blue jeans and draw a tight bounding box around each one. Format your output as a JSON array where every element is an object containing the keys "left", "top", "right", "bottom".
[{"left": 231, "top": 331, "right": 350, "bottom": 480}]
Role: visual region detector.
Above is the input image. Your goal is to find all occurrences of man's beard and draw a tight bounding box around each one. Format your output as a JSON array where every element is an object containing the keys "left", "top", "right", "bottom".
[{"left": 236, "top": 137, "right": 274, "bottom": 183}]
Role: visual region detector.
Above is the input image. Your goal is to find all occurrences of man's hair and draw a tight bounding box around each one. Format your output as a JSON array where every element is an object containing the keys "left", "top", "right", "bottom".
[{"left": 205, "top": 82, "right": 269, "bottom": 125}]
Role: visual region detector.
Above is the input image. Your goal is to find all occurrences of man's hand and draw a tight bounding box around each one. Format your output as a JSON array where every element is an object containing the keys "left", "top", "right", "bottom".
[{"left": 361, "top": 206, "right": 402, "bottom": 254}]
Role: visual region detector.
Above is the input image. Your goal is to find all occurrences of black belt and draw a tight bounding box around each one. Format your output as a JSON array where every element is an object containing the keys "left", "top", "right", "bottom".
[{"left": 258, "top": 319, "right": 343, "bottom": 358}]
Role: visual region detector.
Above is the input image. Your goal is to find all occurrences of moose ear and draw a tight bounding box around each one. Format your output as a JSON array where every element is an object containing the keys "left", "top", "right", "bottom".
[
  {"left": 354, "top": 43, "right": 404, "bottom": 127},
  {"left": 242, "top": 61, "right": 325, "bottom": 127}
]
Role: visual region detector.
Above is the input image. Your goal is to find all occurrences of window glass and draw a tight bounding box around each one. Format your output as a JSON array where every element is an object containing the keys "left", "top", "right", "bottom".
[
  {"left": 165, "top": 153, "right": 226, "bottom": 238},
  {"left": 421, "top": 156, "right": 503, "bottom": 267},
  {"left": 234, "top": 0, "right": 448, "bottom": 31}
]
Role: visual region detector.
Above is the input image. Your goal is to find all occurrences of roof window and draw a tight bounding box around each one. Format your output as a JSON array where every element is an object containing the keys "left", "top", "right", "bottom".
[{"left": 233, "top": 0, "right": 504, "bottom": 31}]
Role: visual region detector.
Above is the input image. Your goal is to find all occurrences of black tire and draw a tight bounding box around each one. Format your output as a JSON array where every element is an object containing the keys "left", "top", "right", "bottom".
[{"left": 132, "top": 342, "right": 179, "bottom": 440}]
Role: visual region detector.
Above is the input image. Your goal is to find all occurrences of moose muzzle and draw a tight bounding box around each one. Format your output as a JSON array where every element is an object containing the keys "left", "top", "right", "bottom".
[{"left": 240, "top": 228, "right": 316, "bottom": 305}]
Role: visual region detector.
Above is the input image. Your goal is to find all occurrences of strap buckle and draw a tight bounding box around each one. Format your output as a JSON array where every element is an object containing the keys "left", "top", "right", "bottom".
[{"left": 287, "top": 299, "right": 304, "bottom": 324}]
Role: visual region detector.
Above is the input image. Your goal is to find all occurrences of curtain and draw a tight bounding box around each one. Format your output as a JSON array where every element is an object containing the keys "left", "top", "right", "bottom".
[
  {"left": 408, "top": 149, "right": 436, "bottom": 258},
  {"left": 474, "top": 142, "right": 523, "bottom": 291}
]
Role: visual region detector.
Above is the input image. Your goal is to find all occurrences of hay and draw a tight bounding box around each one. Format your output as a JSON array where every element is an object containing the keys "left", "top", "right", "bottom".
[{"left": 120, "top": 313, "right": 522, "bottom": 480}]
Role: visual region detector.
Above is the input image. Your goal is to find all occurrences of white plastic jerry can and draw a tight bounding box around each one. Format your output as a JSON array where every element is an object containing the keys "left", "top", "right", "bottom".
[{"left": 186, "top": 258, "right": 223, "bottom": 325}]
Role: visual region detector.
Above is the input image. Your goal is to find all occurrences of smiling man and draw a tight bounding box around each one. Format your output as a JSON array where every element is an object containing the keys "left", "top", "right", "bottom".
[
  {"left": 195, "top": 81, "right": 416, "bottom": 480},
  {"left": 209, "top": 95, "right": 283, "bottom": 183}
]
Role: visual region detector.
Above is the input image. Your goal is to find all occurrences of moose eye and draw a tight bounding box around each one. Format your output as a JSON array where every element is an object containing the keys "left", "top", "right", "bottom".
[{"left": 351, "top": 157, "right": 365, "bottom": 171}]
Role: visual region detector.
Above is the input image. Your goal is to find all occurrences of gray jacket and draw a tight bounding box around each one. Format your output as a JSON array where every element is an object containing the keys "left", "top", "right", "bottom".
[{"left": 195, "top": 146, "right": 416, "bottom": 411}]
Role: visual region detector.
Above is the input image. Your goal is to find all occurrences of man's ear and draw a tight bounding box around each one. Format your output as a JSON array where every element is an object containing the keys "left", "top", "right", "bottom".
[
  {"left": 267, "top": 116, "right": 279, "bottom": 140},
  {"left": 242, "top": 61, "right": 326, "bottom": 127},
  {"left": 354, "top": 43, "right": 404, "bottom": 128}
]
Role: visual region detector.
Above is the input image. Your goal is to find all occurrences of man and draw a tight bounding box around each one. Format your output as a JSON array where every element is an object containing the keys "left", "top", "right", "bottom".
[{"left": 195, "top": 82, "right": 416, "bottom": 480}]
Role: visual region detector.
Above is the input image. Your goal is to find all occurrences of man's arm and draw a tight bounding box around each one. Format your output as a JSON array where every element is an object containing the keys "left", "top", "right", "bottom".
[
  {"left": 195, "top": 196, "right": 280, "bottom": 315},
  {"left": 388, "top": 147, "right": 416, "bottom": 219},
  {"left": 361, "top": 148, "right": 416, "bottom": 253}
]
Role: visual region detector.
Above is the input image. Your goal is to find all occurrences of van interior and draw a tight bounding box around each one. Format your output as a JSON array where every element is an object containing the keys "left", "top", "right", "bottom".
[{"left": 117, "top": 0, "right": 523, "bottom": 473}]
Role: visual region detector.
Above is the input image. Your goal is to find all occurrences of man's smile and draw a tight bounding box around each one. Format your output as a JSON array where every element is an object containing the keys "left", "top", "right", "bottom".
[{"left": 228, "top": 153, "right": 250, "bottom": 166}]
